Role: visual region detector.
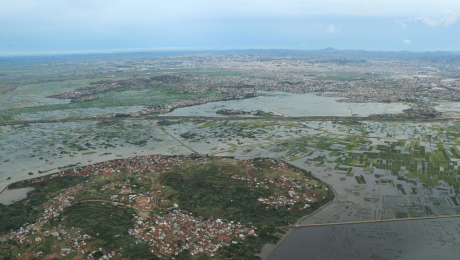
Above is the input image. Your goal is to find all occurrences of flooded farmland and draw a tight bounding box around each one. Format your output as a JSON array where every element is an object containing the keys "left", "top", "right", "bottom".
[
  {"left": 0, "top": 80, "right": 93, "bottom": 110},
  {"left": 0, "top": 120, "right": 191, "bottom": 191},
  {"left": 3, "top": 49, "right": 460, "bottom": 259},
  {"left": 12, "top": 106, "right": 146, "bottom": 121},
  {"left": 0, "top": 187, "right": 34, "bottom": 205},
  {"left": 3, "top": 118, "right": 460, "bottom": 222},
  {"left": 185, "top": 119, "right": 460, "bottom": 226}
]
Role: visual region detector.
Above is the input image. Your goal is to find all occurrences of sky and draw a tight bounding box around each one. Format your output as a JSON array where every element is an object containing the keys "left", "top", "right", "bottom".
[{"left": 1, "top": 0, "right": 460, "bottom": 56}]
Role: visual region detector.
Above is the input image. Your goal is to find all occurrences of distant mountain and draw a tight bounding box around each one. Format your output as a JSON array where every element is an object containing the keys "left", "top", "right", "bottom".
[
  {"left": 2, "top": 48, "right": 459, "bottom": 62},
  {"left": 420, "top": 54, "right": 460, "bottom": 63}
]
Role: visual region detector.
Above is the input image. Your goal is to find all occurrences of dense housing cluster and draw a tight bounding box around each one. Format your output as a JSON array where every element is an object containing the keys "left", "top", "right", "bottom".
[
  {"left": 47, "top": 81, "right": 125, "bottom": 99},
  {"left": 0, "top": 184, "right": 83, "bottom": 246},
  {"left": 231, "top": 173, "right": 321, "bottom": 209},
  {"left": 2, "top": 155, "right": 302, "bottom": 259},
  {"left": 130, "top": 211, "right": 255, "bottom": 257}
]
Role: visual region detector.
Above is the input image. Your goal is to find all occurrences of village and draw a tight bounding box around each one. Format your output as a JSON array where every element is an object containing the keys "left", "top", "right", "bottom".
[
  {"left": 0, "top": 154, "right": 202, "bottom": 259},
  {"left": 130, "top": 211, "right": 255, "bottom": 257},
  {"left": 232, "top": 159, "right": 324, "bottom": 210},
  {"left": 0, "top": 155, "right": 330, "bottom": 259}
]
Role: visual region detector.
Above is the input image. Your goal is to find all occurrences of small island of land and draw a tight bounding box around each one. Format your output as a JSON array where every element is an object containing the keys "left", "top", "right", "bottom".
[{"left": 216, "top": 109, "right": 252, "bottom": 116}]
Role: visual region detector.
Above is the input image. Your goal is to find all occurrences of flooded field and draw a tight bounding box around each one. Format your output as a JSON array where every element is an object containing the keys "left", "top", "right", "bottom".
[
  {"left": 164, "top": 92, "right": 410, "bottom": 117},
  {"left": 0, "top": 120, "right": 191, "bottom": 191},
  {"left": 157, "top": 119, "right": 322, "bottom": 155},
  {"left": 3, "top": 51, "right": 460, "bottom": 259},
  {"left": 3, "top": 118, "right": 460, "bottom": 221},
  {"left": 0, "top": 80, "right": 93, "bottom": 110},
  {"left": 0, "top": 187, "right": 34, "bottom": 205},
  {"left": 1, "top": 90, "right": 459, "bottom": 258},
  {"left": 437, "top": 101, "right": 460, "bottom": 118},
  {"left": 268, "top": 217, "right": 460, "bottom": 260},
  {"left": 0, "top": 87, "right": 222, "bottom": 123},
  {"left": 191, "top": 120, "right": 460, "bottom": 226},
  {"left": 12, "top": 106, "right": 146, "bottom": 121}
]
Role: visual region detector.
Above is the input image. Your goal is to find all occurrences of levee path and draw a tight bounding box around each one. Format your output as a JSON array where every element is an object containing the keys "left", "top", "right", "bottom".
[
  {"left": 148, "top": 120, "right": 199, "bottom": 155},
  {"left": 278, "top": 214, "right": 460, "bottom": 229}
]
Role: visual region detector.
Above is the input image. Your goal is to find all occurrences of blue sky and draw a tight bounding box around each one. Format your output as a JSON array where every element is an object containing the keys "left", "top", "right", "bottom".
[{"left": 1, "top": 0, "right": 460, "bottom": 55}]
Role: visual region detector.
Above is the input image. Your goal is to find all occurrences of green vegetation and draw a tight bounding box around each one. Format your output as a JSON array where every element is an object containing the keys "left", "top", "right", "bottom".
[
  {"left": 64, "top": 202, "right": 137, "bottom": 251},
  {"left": 355, "top": 175, "right": 366, "bottom": 184},
  {"left": 0, "top": 176, "right": 87, "bottom": 233},
  {"left": 271, "top": 132, "right": 460, "bottom": 190},
  {"left": 82, "top": 151, "right": 97, "bottom": 155},
  {"left": 160, "top": 158, "right": 333, "bottom": 258},
  {"left": 0, "top": 157, "right": 333, "bottom": 259}
]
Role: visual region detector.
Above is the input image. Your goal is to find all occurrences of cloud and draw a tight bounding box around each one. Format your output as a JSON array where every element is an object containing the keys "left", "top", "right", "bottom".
[
  {"left": 444, "top": 11, "right": 459, "bottom": 25},
  {"left": 416, "top": 15, "right": 444, "bottom": 26},
  {"left": 326, "top": 25, "right": 340, "bottom": 33},
  {"left": 403, "top": 39, "right": 411, "bottom": 44},
  {"left": 395, "top": 18, "right": 412, "bottom": 28},
  {"left": 1, "top": 0, "right": 460, "bottom": 53},
  {"left": 416, "top": 11, "right": 459, "bottom": 26},
  {"left": 395, "top": 20, "right": 407, "bottom": 28}
]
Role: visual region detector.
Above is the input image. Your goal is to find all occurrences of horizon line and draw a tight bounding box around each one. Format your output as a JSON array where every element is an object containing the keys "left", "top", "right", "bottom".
[{"left": 1, "top": 47, "right": 459, "bottom": 58}]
